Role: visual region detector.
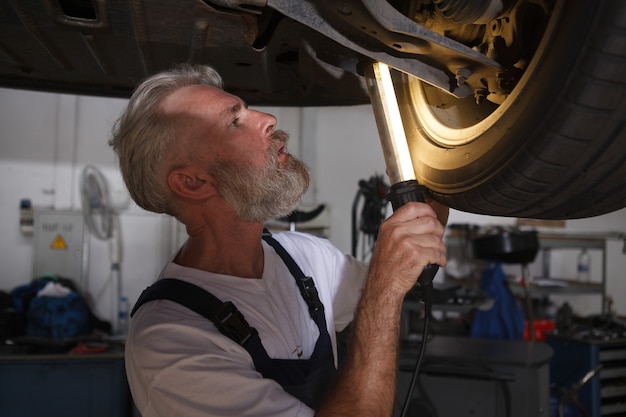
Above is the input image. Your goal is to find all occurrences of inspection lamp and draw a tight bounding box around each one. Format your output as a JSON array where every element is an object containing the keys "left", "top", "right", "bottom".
[
  {"left": 366, "top": 61, "right": 438, "bottom": 417},
  {"left": 366, "top": 61, "right": 415, "bottom": 185},
  {"left": 365, "top": 62, "right": 431, "bottom": 213}
]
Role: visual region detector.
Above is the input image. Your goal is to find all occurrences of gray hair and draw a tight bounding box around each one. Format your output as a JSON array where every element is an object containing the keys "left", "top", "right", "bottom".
[{"left": 109, "top": 64, "right": 223, "bottom": 214}]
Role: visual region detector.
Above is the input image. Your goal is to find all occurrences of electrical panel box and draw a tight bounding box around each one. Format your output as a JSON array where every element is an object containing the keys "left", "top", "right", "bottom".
[{"left": 33, "top": 209, "right": 86, "bottom": 284}]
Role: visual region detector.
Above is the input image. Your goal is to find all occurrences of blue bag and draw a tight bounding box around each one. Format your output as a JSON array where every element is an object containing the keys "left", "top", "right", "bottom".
[
  {"left": 470, "top": 263, "right": 525, "bottom": 340},
  {"left": 26, "top": 291, "right": 92, "bottom": 338}
]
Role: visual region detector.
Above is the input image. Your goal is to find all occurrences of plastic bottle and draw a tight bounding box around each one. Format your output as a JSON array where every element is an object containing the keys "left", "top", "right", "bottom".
[
  {"left": 577, "top": 249, "right": 590, "bottom": 282},
  {"left": 118, "top": 296, "right": 130, "bottom": 336}
]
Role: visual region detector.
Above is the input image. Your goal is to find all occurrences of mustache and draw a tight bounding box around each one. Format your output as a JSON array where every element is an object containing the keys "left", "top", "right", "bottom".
[{"left": 271, "top": 129, "right": 289, "bottom": 145}]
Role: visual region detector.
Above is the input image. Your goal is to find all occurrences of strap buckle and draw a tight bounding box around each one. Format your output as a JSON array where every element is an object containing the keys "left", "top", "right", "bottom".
[
  {"left": 301, "top": 276, "right": 323, "bottom": 315},
  {"left": 212, "top": 301, "right": 254, "bottom": 345}
]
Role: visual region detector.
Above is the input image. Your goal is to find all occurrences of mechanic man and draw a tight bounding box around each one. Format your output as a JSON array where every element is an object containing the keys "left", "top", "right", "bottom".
[{"left": 110, "top": 64, "right": 448, "bottom": 417}]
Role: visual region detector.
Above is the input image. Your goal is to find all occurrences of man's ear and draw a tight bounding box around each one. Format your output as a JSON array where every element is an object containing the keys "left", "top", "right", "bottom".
[{"left": 167, "top": 169, "right": 216, "bottom": 200}]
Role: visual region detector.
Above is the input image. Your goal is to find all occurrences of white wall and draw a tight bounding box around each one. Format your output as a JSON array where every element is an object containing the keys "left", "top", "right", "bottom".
[
  {"left": 1, "top": 87, "right": 625, "bottom": 328},
  {"left": 0, "top": 87, "right": 174, "bottom": 324},
  {"left": 0, "top": 87, "right": 307, "bottom": 325}
]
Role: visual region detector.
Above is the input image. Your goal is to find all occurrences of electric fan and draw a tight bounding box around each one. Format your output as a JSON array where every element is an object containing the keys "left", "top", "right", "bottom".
[{"left": 80, "top": 164, "right": 126, "bottom": 334}]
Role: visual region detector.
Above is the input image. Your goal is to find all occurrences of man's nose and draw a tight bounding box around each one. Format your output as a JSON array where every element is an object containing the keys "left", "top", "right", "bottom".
[{"left": 257, "top": 111, "right": 276, "bottom": 135}]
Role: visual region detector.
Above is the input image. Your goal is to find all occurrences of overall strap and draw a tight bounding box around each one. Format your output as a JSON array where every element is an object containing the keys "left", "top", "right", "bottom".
[
  {"left": 262, "top": 229, "right": 323, "bottom": 318},
  {"left": 130, "top": 232, "right": 336, "bottom": 408},
  {"left": 131, "top": 278, "right": 258, "bottom": 347}
]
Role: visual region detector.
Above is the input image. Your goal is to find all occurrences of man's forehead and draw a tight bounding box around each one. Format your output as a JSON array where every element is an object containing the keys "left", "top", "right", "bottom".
[{"left": 160, "top": 84, "right": 239, "bottom": 116}]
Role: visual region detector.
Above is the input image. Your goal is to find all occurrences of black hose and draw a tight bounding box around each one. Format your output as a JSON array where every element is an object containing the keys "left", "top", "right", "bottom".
[{"left": 399, "top": 282, "right": 433, "bottom": 417}]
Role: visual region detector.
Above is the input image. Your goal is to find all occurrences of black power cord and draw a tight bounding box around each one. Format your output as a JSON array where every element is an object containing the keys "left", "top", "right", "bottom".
[
  {"left": 400, "top": 282, "right": 433, "bottom": 417},
  {"left": 386, "top": 180, "right": 439, "bottom": 417}
]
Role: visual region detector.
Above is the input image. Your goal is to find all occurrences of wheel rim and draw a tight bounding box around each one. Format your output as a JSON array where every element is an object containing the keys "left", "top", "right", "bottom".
[{"left": 400, "top": 0, "right": 563, "bottom": 149}]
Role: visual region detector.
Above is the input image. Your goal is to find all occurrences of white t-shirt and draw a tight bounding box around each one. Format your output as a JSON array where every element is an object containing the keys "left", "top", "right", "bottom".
[{"left": 126, "top": 231, "right": 367, "bottom": 417}]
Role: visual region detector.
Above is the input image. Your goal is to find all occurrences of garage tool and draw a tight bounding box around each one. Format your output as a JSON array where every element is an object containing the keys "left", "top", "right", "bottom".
[
  {"left": 365, "top": 61, "right": 439, "bottom": 283},
  {"left": 365, "top": 61, "right": 438, "bottom": 417}
]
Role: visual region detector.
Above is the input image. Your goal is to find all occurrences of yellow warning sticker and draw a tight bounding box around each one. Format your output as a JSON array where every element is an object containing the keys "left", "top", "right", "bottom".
[{"left": 50, "top": 234, "right": 68, "bottom": 250}]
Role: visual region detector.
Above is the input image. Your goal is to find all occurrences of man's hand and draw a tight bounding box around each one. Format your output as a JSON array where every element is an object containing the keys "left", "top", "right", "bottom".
[
  {"left": 316, "top": 201, "right": 446, "bottom": 417},
  {"left": 368, "top": 201, "right": 447, "bottom": 297}
]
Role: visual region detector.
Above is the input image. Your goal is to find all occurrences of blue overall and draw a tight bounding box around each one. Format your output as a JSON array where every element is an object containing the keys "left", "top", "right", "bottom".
[{"left": 130, "top": 230, "right": 337, "bottom": 409}]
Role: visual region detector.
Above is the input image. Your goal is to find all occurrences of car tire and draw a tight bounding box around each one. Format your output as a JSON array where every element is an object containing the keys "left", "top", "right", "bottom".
[{"left": 396, "top": 0, "right": 626, "bottom": 219}]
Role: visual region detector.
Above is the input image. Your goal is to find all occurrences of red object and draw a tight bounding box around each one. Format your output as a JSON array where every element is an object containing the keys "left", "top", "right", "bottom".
[
  {"left": 524, "top": 320, "right": 555, "bottom": 341},
  {"left": 70, "top": 342, "right": 109, "bottom": 354}
]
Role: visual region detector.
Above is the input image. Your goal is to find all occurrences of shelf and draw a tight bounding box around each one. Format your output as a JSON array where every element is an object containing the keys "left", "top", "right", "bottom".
[
  {"left": 534, "top": 232, "right": 610, "bottom": 313},
  {"left": 403, "top": 298, "right": 492, "bottom": 313},
  {"left": 538, "top": 233, "right": 609, "bottom": 249},
  {"left": 510, "top": 278, "right": 604, "bottom": 297}
]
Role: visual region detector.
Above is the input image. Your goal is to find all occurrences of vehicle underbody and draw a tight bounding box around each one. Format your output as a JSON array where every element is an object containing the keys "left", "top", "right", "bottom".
[{"left": 2, "top": 0, "right": 625, "bottom": 219}]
